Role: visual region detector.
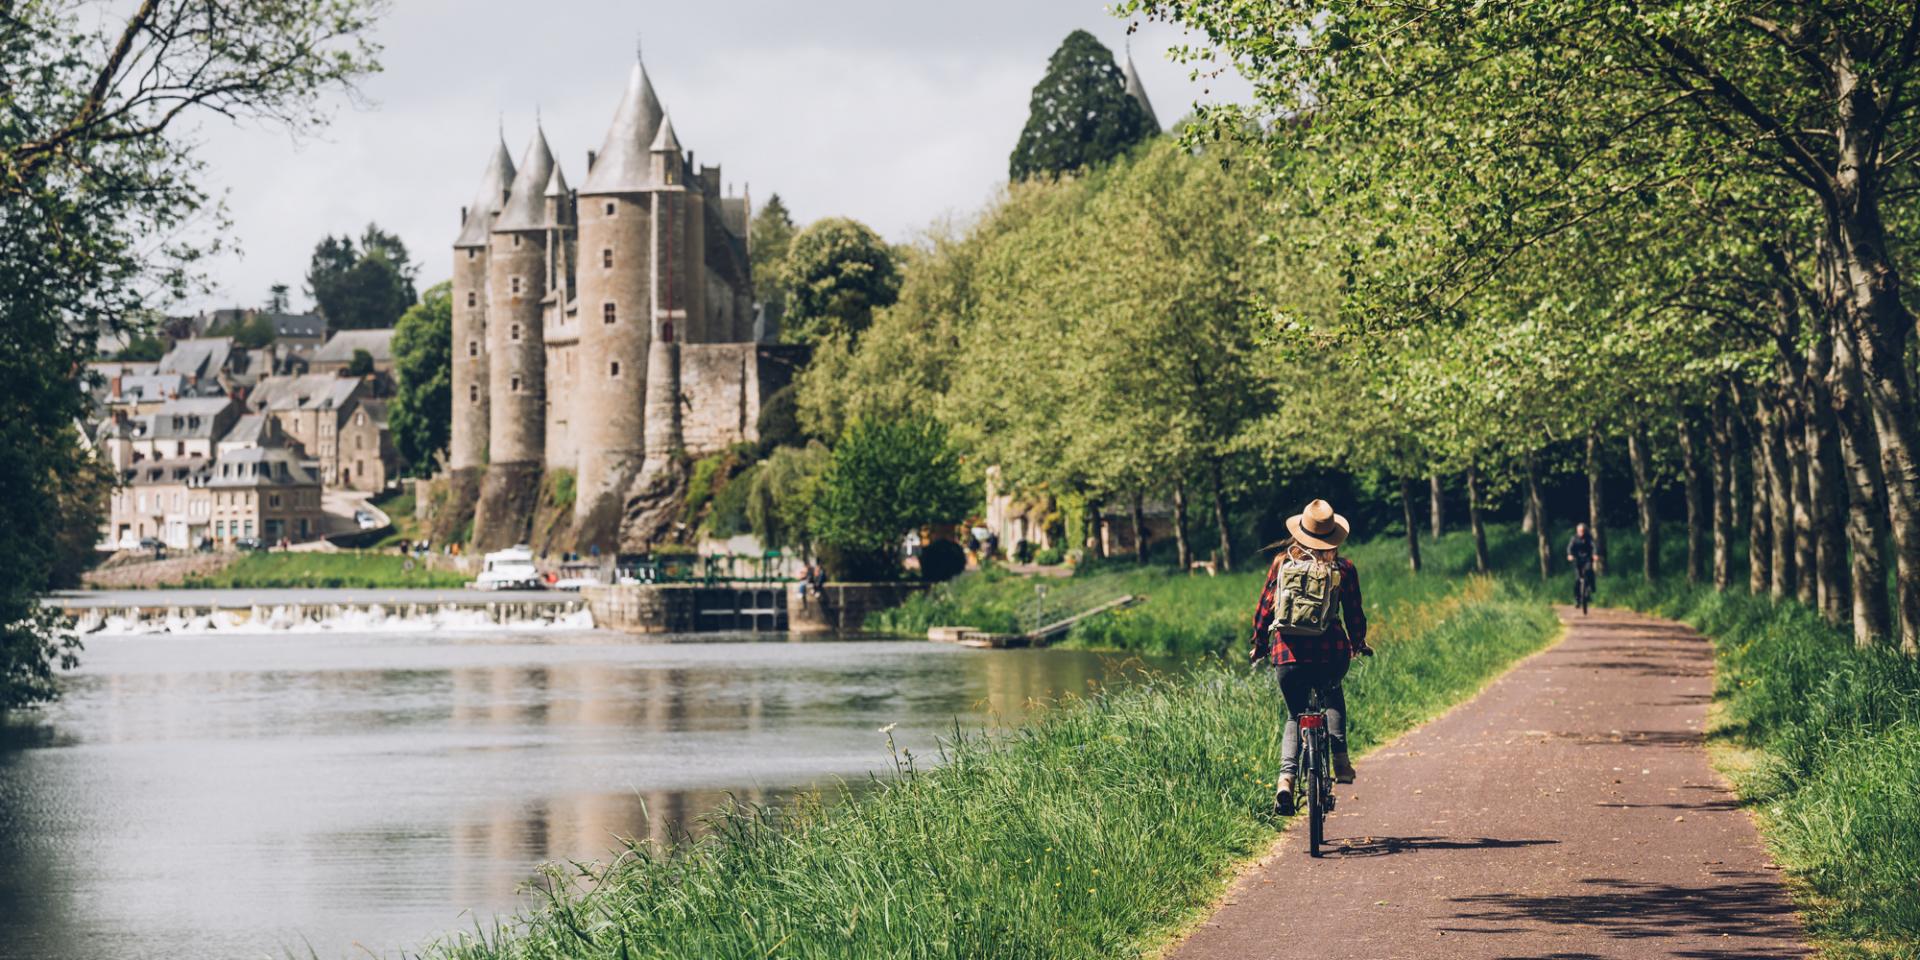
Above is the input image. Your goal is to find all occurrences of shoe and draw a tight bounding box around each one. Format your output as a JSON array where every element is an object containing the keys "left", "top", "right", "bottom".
[
  {"left": 1273, "top": 775, "right": 1295, "bottom": 816},
  {"left": 1333, "top": 753, "right": 1356, "bottom": 784}
]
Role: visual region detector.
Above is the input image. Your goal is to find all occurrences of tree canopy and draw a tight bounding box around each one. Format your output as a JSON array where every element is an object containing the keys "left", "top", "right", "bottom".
[
  {"left": 307, "top": 224, "right": 418, "bottom": 330},
  {"left": 778, "top": 217, "right": 900, "bottom": 346},
  {"left": 391, "top": 281, "right": 452, "bottom": 474}
]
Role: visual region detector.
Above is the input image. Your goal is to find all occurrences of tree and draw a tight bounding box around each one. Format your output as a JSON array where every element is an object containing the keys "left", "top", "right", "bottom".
[
  {"left": 750, "top": 193, "right": 797, "bottom": 334},
  {"left": 812, "top": 417, "right": 975, "bottom": 578},
  {"left": 390, "top": 281, "right": 452, "bottom": 474},
  {"left": 267, "top": 283, "right": 290, "bottom": 312},
  {"left": 346, "top": 348, "right": 374, "bottom": 377},
  {"left": 0, "top": 0, "right": 379, "bottom": 711},
  {"left": 306, "top": 223, "right": 418, "bottom": 329},
  {"left": 207, "top": 312, "right": 276, "bottom": 348},
  {"left": 1009, "top": 30, "right": 1155, "bottom": 181},
  {"left": 780, "top": 217, "right": 899, "bottom": 345},
  {"left": 748, "top": 441, "right": 832, "bottom": 555}
]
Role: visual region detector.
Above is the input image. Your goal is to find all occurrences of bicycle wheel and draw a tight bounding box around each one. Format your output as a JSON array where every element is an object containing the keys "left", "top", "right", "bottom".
[{"left": 1305, "top": 734, "right": 1324, "bottom": 857}]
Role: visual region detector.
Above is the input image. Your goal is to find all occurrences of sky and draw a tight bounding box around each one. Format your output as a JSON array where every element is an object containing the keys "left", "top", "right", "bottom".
[{"left": 171, "top": 0, "right": 1254, "bottom": 313}]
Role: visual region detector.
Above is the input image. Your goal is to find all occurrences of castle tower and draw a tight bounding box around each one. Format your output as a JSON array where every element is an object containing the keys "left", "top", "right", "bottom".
[
  {"left": 1123, "top": 51, "right": 1160, "bottom": 132},
  {"left": 472, "top": 126, "right": 556, "bottom": 550},
  {"left": 541, "top": 160, "right": 578, "bottom": 470},
  {"left": 572, "top": 57, "right": 666, "bottom": 550},
  {"left": 450, "top": 135, "right": 514, "bottom": 472}
]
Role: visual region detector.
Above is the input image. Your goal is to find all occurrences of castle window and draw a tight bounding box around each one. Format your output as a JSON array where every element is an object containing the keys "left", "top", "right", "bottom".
[
  {"left": 605, "top": 202, "right": 616, "bottom": 217},
  {"left": 467, "top": 249, "right": 476, "bottom": 260},
  {"left": 510, "top": 324, "right": 520, "bottom": 341},
  {"left": 468, "top": 340, "right": 479, "bottom": 357},
  {"left": 511, "top": 375, "right": 521, "bottom": 392},
  {"left": 610, "top": 361, "right": 621, "bottom": 378},
  {"left": 602, "top": 249, "right": 613, "bottom": 269},
  {"left": 512, "top": 235, "right": 521, "bottom": 248},
  {"left": 510, "top": 276, "right": 522, "bottom": 295},
  {"left": 603, "top": 302, "right": 617, "bottom": 324},
  {"left": 467, "top": 292, "right": 476, "bottom": 308},
  {"left": 469, "top": 385, "right": 478, "bottom": 403}
]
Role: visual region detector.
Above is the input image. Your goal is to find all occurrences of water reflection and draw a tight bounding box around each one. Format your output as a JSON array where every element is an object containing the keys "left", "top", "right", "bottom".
[{"left": 0, "top": 629, "right": 1162, "bottom": 960}]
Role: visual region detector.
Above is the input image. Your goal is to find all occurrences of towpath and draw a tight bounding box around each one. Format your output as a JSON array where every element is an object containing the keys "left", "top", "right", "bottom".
[{"left": 1170, "top": 606, "right": 1808, "bottom": 960}]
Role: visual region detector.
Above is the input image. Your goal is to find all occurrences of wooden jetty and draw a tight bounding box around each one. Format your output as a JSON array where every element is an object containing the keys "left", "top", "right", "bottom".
[{"left": 928, "top": 594, "right": 1141, "bottom": 648}]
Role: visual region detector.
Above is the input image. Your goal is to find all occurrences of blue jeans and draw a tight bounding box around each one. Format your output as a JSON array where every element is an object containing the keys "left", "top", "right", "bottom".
[{"left": 1276, "top": 659, "right": 1349, "bottom": 777}]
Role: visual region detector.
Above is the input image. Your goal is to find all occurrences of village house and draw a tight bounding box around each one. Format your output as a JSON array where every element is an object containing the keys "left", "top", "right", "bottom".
[
  {"left": 309, "top": 328, "right": 395, "bottom": 392},
  {"left": 245, "top": 373, "right": 389, "bottom": 486},
  {"left": 106, "top": 457, "right": 212, "bottom": 550},
  {"left": 206, "top": 444, "right": 324, "bottom": 546},
  {"left": 335, "top": 399, "right": 394, "bottom": 492}
]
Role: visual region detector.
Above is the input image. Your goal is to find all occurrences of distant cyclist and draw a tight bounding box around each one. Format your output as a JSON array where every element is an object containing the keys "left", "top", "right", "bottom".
[
  {"left": 1566, "top": 522, "right": 1597, "bottom": 603},
  {"left": 1249, "top": 499, "right": 1373, "bottom": 817}
]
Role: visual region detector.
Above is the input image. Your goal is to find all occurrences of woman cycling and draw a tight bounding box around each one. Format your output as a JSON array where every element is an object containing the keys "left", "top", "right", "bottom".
[{"left": 1249, "top": 499, "right": 1372, "bottom": 816}]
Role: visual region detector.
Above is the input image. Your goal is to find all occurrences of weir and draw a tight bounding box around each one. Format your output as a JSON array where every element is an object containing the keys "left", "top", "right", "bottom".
[{"left": 53, "top": 589, "right": 590, "bottom": 636}]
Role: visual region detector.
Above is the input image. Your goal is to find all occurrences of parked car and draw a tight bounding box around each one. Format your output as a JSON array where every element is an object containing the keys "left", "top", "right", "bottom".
[
  {"left": 354, "top": 510, "right": 381, "bottom": 530},
  {"left": 233, "top": 537, "right": 264, "bottom": 552}
]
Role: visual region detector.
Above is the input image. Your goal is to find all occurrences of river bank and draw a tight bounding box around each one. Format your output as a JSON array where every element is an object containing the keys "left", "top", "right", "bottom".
[{"left": 418, "top": 535, "right": 1560, "bottom": 959}]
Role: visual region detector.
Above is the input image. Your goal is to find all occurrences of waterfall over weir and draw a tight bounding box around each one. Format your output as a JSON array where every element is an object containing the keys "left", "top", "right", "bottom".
[{"left": 54, "top": 589, "right": 593, "bottom": 636}]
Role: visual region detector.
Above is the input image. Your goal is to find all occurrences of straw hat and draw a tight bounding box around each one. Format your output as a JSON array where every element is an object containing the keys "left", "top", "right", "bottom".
[{"left": 1286, "top": 499, "right": 1350, "bottom": 551}]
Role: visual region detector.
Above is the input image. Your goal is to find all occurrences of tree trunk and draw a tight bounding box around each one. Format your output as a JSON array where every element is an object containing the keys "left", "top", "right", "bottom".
[
  {"left": 1400, "top": 477, "right": 1423, "bottom": 572},
  {"left": 1738, "top": 383, "right": 1773, "bottom": 596},
  {"left": 1708, "top": 390, "right": 1737, "bottom": 592},
  {"left": 1677, "top": 416, "right": 1707, "bottom": 585},
  {"left": 1785, "top": 394, "right": 1817, "bottom": 606},
  {"left": 1086, "top": 497, "right": 1104, "bottom": 558},
  {"left": 1628, "top": 422, "right": 1659, "bottom": 582},
  {"left": 1171, "top": 480, "right": 1193, "bottom": 572},
  {"left": 1130, "top": 492, "right": 1148, "bottom": 564},
  {"left": 1760, "top": 392, "right": 1795, "bottom": 600},
  {"left": 1829, "top": 311, "right": 1894, "bottom": 645},
  {"left": 1802, "top": 334, "right": 1851, "bottom": 626},
  {"left": 1466, "top": 463, "right": 1490, "bottom": 573},
  {"left": 1521, "top": 495, "right": 1536, "bottom": 533},
  {"left": 1586, "top": 432, "right": 1608, "bottom": 576},
  {"left": 1429, "top": 474, "right": 1445, "bottom": 540},
  {"left": 1527, "top": 453, "right": 1550, "bottom": 581},
  {"left": 1208, "top": 456, "right": 1233, "bottom": 573}
]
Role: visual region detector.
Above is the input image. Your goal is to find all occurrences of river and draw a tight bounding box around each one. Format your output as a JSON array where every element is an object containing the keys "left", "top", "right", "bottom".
[{"left": 0, "top": 608, "right": 1160, "bottom": 959}]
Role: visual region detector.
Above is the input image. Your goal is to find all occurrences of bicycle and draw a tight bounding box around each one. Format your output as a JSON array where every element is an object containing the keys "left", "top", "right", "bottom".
[
  {"left": 1295, "top": 687, "right": 1337, "bottom": 858},
  {"left": 1573, "top": 563, "right": 1593, "bottom": 615}
]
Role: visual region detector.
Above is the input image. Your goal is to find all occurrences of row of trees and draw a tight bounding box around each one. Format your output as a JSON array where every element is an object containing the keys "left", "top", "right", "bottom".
[{"left": 1103, "top": 0, "right": 1920, "bottom": 653}]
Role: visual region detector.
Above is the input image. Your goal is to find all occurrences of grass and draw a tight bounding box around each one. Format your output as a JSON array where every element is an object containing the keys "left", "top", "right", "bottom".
[
  {"left": 180, "top": 550, "right": 468, "bottom": 589},
  {"left": 418, "top": 533, "right": 1559, "bottom": 959},
  {"left": 1558, "top": 556, "right": 1920, "bottom": 959}
]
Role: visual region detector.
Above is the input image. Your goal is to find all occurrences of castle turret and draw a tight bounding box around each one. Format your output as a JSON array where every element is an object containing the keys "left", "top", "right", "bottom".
[
  {"left": 542, "top": 160, "right": 578, "bottom": 470},
  {"left": 472, "top": 126, "right": 555, "bottom": 550},
  {"left": 572, "top": 57, "right": 666, "bottom": 549},
  {"left": 450, "top": 135, "right": 514, "bottom": 472}
]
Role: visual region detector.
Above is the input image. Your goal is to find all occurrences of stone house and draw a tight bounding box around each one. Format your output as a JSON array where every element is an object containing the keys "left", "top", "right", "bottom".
[
  {"left": 247, "top": 373, "right": 368, "bottom": 485},
  {"left": 336, "top": 398, "right": 394, "bottom": 491},
  {"left": 207, "top": 445, "right": 324, "bottom": 545},
  {"left": 106, "top": 457, "right": 212, "bottom": 550}
]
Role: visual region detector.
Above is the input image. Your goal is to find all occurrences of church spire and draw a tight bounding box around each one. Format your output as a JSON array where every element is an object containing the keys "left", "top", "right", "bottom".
[
  {"left": 1123, "top": 49, "right": 1160, "bottom": 133},
  {"left": 455, "top": 131, "right": 516, "bottom": 248},
  {"left": 581, "top": 53, "right": 666, "bottom": 195}
]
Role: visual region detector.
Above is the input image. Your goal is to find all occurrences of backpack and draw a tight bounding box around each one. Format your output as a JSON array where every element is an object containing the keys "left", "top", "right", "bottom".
[{"left": 1269, "top": 555, "right": 1342, "bottom": 637}]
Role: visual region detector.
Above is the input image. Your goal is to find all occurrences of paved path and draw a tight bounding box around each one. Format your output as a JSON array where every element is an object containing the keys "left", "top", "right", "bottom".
[{"left": 1171, "top": 606, "right": 1808, "bottom": 960}]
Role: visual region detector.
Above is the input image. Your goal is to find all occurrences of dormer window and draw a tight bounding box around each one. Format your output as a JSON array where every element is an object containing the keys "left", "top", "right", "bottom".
[
  {"left": 603, "top": 303, "right": 617, "bottom": 325},
  {"left": 602, "top": 249, "right": 613, "bottom": 269}
]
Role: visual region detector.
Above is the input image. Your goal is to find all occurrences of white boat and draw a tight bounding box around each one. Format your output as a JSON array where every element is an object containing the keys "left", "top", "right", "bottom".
[{"left": 472, "top": 545, "right": 543, "bottom": 591}]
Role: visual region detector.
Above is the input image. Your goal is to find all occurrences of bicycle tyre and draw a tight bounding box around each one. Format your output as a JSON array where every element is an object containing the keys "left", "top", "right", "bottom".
[{"left": 1305, "top": 737, "right": 1324, "bottom": 857}]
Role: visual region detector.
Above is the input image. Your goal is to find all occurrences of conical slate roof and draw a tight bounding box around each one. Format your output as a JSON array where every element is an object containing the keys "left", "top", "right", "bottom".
[
  {"left": 493, "top": 126, "right": 556, "bottom": 232},
  {"left": 454, "top": 134, "right": 516, "bottom": 248},
  {"left": 649, "top": 113, "right": 680, "bottom": 153},
  {"left": 544, "top": 160, "right": 570, "bottom": 198},
  {"left": 581, "top": 58, "right": 666, "bottom": 195},
  {"left": 1123, "top": 52, "right": 1160, "bottom": 133}
]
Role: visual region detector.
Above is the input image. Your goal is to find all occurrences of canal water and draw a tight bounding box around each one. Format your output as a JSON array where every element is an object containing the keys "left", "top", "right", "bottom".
[{"left": 0, "top": 620, "right": 1162, "bottom": 959}]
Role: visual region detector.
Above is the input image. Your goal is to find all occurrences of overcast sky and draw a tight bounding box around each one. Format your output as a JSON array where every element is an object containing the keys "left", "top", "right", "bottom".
[{"left": 172, "top": 0, "right": 1253, "bottom": 312}]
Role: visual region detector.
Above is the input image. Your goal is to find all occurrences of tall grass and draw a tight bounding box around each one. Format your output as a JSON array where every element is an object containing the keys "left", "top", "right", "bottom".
[
  {"left": 419, "top": 538, "right": 1557, "bottom": 959},
  {"left": 180, "top": 551, "right": 468, "bottom": 589},
  {"left": 1564, "top": 562, "right": 1920, "bottom": 959}
]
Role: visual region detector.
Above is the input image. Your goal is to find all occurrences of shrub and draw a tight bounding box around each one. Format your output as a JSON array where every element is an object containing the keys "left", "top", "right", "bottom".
[
  {"left": 1034, "top": 546, "right": 1065, "bottom": 565},
  {"left": 755, "top": 383, "right": 805, "bottom": 454},
  {"left": 811, "top": 416, "right": 974, "bottom": 578},
  {"left": 919, "top": 539, "right": 966, "bottom": 582},
  {"left": 1013, "top": 539, "right": 1037, "bottom": 563}
]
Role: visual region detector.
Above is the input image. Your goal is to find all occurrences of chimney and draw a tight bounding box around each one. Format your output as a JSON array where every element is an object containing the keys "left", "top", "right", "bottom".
[
  {"left": 587, "top": 149, "right": 597, "bottom": 172},
  {"left": 460, "top": 205, "right": 468, "bottom": 225}
]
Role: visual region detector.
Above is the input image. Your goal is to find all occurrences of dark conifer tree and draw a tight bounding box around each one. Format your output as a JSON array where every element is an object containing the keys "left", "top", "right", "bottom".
[{"left": 1009, "top": 30, "right": 1155, "bottom": 181}]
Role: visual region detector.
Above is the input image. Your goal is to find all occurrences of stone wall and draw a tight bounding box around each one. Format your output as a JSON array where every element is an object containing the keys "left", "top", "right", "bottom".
[
  {"left": 787, "top": 582, "right": 928, "bottom": 636},
  {"left": 679, "top": 343, "right": 808, "bottom": 456}
]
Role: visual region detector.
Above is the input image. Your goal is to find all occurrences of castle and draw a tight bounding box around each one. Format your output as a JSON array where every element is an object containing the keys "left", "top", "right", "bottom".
[{"left": 449, "top": 54, "right": 800, "bottom": 553}]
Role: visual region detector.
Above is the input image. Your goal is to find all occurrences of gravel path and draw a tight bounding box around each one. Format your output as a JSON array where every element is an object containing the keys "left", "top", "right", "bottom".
[{"left": 1170, "top": 605, "right": 1808, "bottom": 960}]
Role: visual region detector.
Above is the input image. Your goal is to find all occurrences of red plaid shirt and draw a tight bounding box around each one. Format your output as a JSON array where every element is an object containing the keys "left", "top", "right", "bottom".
[{"left": 1249, "top": 554, "right": 1368, "bottom": 664}]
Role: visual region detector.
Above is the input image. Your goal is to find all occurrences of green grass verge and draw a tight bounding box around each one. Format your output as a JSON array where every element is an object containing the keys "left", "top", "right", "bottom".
[
  {"left": 419, "top": 535, "right": 1558, "bottom": 959},
  {"left": 180, "top": 551, "right": 468, "bottom": 589},
  {"left": 1562, "top": 562, "right": 1920, "bottom": 960}
]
